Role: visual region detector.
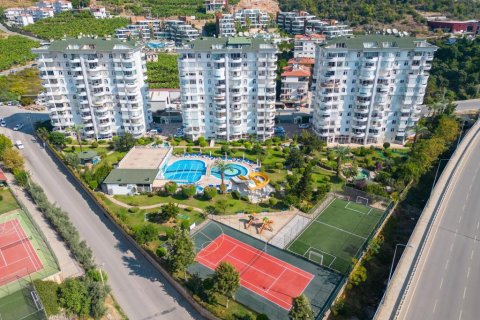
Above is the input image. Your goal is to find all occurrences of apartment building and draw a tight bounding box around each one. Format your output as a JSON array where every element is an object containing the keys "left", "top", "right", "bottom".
[
  {"left": 216, "top": 13, "right": 236, "bottom": 37},
  {"left": 280, "top": 64, "right": 310, "bottom": 107},
  {"left": 4, "top": 0, "right": 71, "bottom": 26},
  {"left": 14, "top": 14, "right": 35, "bottom": 27},
  {"left": 89, "top": 6, "right": 109, "bottom": 19},
  {"left": 36, "top": 0, "right": 72, "bottom": 13},
  {"left": 177, "top": 37, "right": 277, "bottom": 141},
  {"left": 158, "top": 20, "right": 200, "bottom": 45},
  {"left": 311, "top": 35, "right": 437, "bottom": 145},
  {"left": 277, "top": 11, "right": 316, "bottom": 35},
  {"left": 234, "top": 9, "right": 270, "bottom": 29},
  {"left": 205, "top": 0, "right": 227, "bottom": 12},
  {"left": 33, "top": 37, "right": 151, "bottom": 140},
  {"left": 305, "top": 19, "right": 353, "bottom": 39},
  {"left": 294, "top": 34, "right": 326, "bottom": 58}
]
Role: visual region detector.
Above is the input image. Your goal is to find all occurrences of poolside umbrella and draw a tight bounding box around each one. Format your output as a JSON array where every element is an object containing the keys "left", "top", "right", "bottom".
[{"left": 210, "top": 151, "right": 212, "bottom": 156}]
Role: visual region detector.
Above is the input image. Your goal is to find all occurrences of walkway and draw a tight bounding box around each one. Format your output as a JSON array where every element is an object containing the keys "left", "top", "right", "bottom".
[{"left": 107, "top": 195, "right": 205, "bottom": 213}]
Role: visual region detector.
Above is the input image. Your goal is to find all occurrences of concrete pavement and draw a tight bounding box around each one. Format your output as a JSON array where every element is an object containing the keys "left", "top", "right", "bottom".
[{"left": 0, "top": 107, "right": 200, "bottom": 320}]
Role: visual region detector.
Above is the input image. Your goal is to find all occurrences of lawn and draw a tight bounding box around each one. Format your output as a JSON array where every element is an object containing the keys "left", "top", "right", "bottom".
[
  {"left": 0, "top": 188, "right": 20, "bottom": 214},
  {"left": 114, "top": 193, "right": 275, "bottom": 215},
  {"left": 287, "top": 198, "right": 384, "bottom": 274}
]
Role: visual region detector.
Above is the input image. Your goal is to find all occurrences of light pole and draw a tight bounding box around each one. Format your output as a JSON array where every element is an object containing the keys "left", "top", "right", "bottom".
[
  {"left": 431, "top": 158, "right": 450, "bottom": 192},
  {"left": 98, "top": 263, "right": 105, "bottom": 286},
  {"left": 382, "top": 243, "right": 414, "bottom": 304}
]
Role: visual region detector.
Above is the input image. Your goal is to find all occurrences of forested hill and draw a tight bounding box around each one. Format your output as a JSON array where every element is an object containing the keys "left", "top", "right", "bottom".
[{"left": 278, "top": 0, "right": 480, "bottom": 28}]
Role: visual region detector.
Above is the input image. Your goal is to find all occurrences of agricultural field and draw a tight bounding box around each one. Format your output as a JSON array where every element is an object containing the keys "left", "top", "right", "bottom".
[
  {"left": 146, "top": 53, "right": 180, "bottom": 89},
  {"left": 0, "top": 36, "right": 39, "bottom": 71},
  {"left": 0, "top": 68, "right": 42, "bottom": 104}
]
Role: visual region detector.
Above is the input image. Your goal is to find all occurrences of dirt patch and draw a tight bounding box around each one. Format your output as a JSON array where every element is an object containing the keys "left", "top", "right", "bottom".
[
  {"left": 0, "top": 0, "right": 35, "bottom": 8},
  {"left": 235, "top": 0, "right": 279, "bottom": 15}
]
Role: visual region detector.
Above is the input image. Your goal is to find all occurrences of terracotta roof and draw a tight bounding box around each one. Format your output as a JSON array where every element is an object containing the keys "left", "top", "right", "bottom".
[
  {"left": 0, "top": 169, "right": 6, "bottom": 182},
  {"left": 294, "top": 34, "right": 326, "bottom": 40},
  {"left": 288, "top": 57, "right": 315, "bottom": 65},
  {"left": 281, "top": 67, "right": 310, "bottom": 77}
]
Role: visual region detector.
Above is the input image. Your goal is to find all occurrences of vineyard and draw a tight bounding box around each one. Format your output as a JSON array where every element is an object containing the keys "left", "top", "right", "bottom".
[
  {"left": 0, "top": 68, "right": 43, "bottom": 103},
  {"left": 23, "top": 11, "right": 129, "bottom": 40},
  {"left": 0, "top": 36, "right": 39, "bottom": 71},
  {"left": 146, "top": 54, "right": 180, "bottom": 89}
]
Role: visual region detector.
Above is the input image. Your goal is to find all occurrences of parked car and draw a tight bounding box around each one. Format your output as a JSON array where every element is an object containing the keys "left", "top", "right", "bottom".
[
  {"left": 0, "top": 119, "right": 5, "bottom": 127},
  {"left": 15, "top": 140, "right": 24, "bottom": 150},
  {"left": 298, "top": 123, "right": 311, "bottom": 129},
  {"left": 274, "top": 126, "right": 285, "bottom": 133},
  {"left": 13, "top": 123, "right": 24, "bottom": 131}
]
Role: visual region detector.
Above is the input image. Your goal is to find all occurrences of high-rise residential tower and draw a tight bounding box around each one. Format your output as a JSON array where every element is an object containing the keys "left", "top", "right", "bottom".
[
  {"left": 177, "top": 37, "right": 277, "bottom": 141},
  {"left": 33, "top": 37, "right": 151, "bottom": 140},
  {"left": 311, "top": 35, "right": 437, "bottom": 145}
]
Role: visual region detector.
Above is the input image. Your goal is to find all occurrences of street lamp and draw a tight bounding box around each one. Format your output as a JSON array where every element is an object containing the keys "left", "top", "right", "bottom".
[
  {"left": 382, "top": 243, "right": 414, "bottom": 304},
  {"left": 431, "top": 158, "right": 450, "bottom": 192}
]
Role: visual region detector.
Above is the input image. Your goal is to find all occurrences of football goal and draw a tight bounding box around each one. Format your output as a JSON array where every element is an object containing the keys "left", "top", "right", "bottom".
[{"left": 356, "top": 196, "right": 369, "bottom": 206}]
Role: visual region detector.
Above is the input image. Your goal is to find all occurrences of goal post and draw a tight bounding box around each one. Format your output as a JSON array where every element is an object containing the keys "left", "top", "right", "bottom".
[
  {"left": 356, "top": 196, "right": 369, "bottom": 206},
  {"left": 308, "top": 250, "right": 324, "bottom": 266}
]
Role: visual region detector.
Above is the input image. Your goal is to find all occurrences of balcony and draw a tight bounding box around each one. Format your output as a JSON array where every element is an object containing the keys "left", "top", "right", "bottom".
[
  {"left": 359, "top": 70, "right": 375, "bottom": 80},
  {"left": 352, "top": 121, "right": 367, "bottom": 130},
  {"left": 355, "top": 106, "right": 369, "bottom": 114}
]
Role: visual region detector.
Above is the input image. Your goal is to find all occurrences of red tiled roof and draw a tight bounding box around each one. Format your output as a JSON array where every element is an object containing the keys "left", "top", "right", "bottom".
[
  {"left": 0, "top": 169, "right": 7, "bottom": 182},
  {"left": 288, "top": 57, "right": 315, "bottom": 66},
  {"left": 281, "top": 69, "right": 311, "bottom": 77}
]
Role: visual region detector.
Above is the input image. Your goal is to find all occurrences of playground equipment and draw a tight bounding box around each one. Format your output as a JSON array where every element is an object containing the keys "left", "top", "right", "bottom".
[
  {"left": 245, "top": 213, "right": 258, "bottom": 229},
  {"left": 237, "top": 172, "right": 270, "bottom": 190},
  {"left": 259, "top": 217, "right": 273, "bottom": 235}
]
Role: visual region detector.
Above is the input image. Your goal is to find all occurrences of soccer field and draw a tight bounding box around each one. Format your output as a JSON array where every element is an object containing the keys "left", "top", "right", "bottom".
[{"left": 287, "top": 198, "right": 385, "bottom": 274}]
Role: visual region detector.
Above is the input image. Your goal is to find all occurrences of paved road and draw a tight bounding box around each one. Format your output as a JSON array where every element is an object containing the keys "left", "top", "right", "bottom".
[
  {"left": 455, "top": 98, "right": 480, "bottom": 113},
  {"left": 0, "top": 21, "right": 41, "bottom": 42},
  {"left": 0, "top": 62, "right": 36, "bottom": 76},
  {"left": 0, "top": 107, "right": 199, "bottom": 320},
  {"left": 397, "top": 134, "right": 480, "bottom": 320}
]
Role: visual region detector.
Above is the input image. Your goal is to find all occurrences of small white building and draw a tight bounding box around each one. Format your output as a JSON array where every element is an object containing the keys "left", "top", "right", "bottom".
[
  {"left": 281, "top": 64, "right": 310, "bottom": 107},
  {"left": 14, "top": 14, "right": 35, "bottom": 27},
  {"left": 294, "top": 34, "right": 325, "bottom": 58},
  {"left": 149, "top": 89, "right": 181, "bottom": 112},
  {"left": 205, "top": 0, "right": 227, "bottom": 13},
  {"left": 89, "top": 6, "right": 108, "bottom": 19}
]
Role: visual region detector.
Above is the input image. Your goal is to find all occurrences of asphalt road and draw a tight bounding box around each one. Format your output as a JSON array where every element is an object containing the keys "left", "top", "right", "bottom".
[
  {"left": 0, "top": 107, "right": 199, "bottom": 320},
  {"left": 398, "top": 134, "right": 480, "bottom": 320}
]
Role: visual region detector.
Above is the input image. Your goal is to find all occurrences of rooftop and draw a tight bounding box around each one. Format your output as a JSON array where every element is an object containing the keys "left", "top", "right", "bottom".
[
  {"left": 34, "top": 37, "right": 138, "bottom": 52},
  {"left": 322, "top": 35, "right": 436, "bottom": 50},
  {"left": 281, "top": 65, "right": 310, "bottom": 77},
  {"left": 118, "top": 146, "right": 171, "bottom": 169},
  {"left": 181, "top": 36, "right": 276, "bottom": 51},
  {"left": 288, "top": 57, "right": 315, "bottom": 65},
  {"left": 0, "top": 169, "right": 6, "bottom": 182},
  {"left": 77, "top": 150, "right": 98, "bottom": 160},
  {"left": 103, "top": 169, "right": 159, "bottom": 185}
]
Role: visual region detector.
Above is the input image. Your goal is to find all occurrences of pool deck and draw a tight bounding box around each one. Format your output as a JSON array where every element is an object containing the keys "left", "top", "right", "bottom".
[{"left": 155, "top": 155, "right": 259, "bottom": 188}]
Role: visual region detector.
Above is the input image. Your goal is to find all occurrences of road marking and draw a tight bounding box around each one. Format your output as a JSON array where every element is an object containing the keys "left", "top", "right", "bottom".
[
  {"left": 462, "top": 204, "right": 466, "bottom": 211},
  {"left": 463, "top": 287, "right": 467, "bottom": 299},
  {"left": 458, "top": 215, "right": 463, "bottom": 223},
  {"left": 450, "top": 243, "right": 454, "bottom": 252},
  {"left": 439, "top": 277, "right": 444, "bottom": 289},
  {"left": 445, "top": 259, "right": 449, "bottom": 270},
  {"left": 433, "top": 300, "right": 438, "bottom": 313},
  {"left": 467, "top": 267, "right": 471, "bottom": 279},
  {"left": 459, "top": 309, "right": 463, "bottom": 320},
  {"left": 477, "top": 221, "right": 480, "bottom": 230},
  {"left": 471, "top": 250, "right": 474, "bottom": 260}
]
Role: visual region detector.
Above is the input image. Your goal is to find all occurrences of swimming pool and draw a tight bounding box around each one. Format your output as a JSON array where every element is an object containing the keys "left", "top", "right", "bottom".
[
  {"left": 147, "top": 42, "right": 166, "bottom": 49},
  {"left": 211, "top": 163, "right": 248, "bottom": 181},
  {"left": 164, "top": 160, "right": 206, "bottom": 183}
]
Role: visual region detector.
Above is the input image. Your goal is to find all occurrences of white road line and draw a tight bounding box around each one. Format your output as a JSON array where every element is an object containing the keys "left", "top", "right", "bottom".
[
  {"left": 458, "top": 215, "right": 462, "bottom": 223},
  {"left": 312, "top": 220, "right": 367, "bottom": 240},
  {"left": 463, "top": 287, "right": 467, "bottom": 299},
  {"left": 445, "top": 259, "right": 449, "bottom": 270},
  {"left": 467, "top": 267, "right": 471, "bottom": 279},
  {"left": 439, "top": 277, "right": 444, "bottom": 289},
  {"left": 450, "top": 243, "right": 454, "bottom": 252},
  {"left": 477, "top": 221, "right": 480, "bottom": 230},
  {"left": 471, "top": 250, "right": 474, "bottom": 260},
  {"left": 459, "top": 309, "right": 463, "bottom": 320},
  {"left": 433, "top": 300, "right": 438, "bottom": 313}
]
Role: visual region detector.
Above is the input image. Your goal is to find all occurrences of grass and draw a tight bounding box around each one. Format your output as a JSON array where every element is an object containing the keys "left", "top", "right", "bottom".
[
  {"left": 0, "top": 188, "right": 20, "bottom": 214},
  {"left": 0, "top": 287, "right": 46, "bottom": 320},
  {"left": 0, "top": 68, "right": 42, "bottom": 103},
  {"left": 114, "top": 193, "right": 274, "bottom": 215},
  {"left": 287, "top": 198, "right": 384, "bottom": 274}
]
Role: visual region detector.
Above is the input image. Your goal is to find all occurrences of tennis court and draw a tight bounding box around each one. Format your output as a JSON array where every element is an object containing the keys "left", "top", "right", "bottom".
[
  {"left": 287, "top": 198, "right": 385, "bottom": 274},
  {"left": 0, "top": 219, "right": 43, "bottom": 286},
  {"left": 190, "top": 221, "right": 342, "bottom": 319},
  {"left": 163, "top": 160, "right": 206, "bottom": 183}
]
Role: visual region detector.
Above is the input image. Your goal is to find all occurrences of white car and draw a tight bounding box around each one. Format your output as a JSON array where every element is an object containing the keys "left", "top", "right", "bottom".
[
  {"left": 13, "top": 123, "right": 24, "bottom": 131},
  {"left": 298, "top": 123, "right": 311, "bottom": 129},
  {"left": 15, "top": 140, "right": 24, "bottom": 150}
]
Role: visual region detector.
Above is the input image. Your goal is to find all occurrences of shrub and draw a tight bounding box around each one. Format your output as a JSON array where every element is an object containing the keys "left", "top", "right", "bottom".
[
  {"left": 128, "top": 206, "right": 139, "bottom": 213},
  {"left": 164, "top": 181, "right": 178, "bottom": 196},
  {"left": 275, "top": 162, "right": 283, "bottom": 170},
  {"left": 180, "top": 219, "right": 191, "bottom": 230},
  {"left": 185, "top": 206, "right": 194, "bottom": 212},
  {"left": 181, "top": 184, "right": 196, "bottom": 198},
  {"left": 240, "top": 195, "right": 249, "bottom": 202},
  {"left": 268, "top": 197, "right": 278, "bottom": 207},
  {"left": 203, "top": 186, "right": 217, "bottom": 200},
  {"left": 156, "top": 247, "right": 167, "bottom": 258},
  {"left": 257, "top": 315, "right": 269, "bottom": 320},
  {"left": 91, "top": 141, "right": 98, "bottom": 148},
  {"left": 383, "top": 142, "right": 391, "bottom": 150},
  {"left": 33, "top": 280, "right": 60, "bottom": 316},
  {"left": 165, "top": 228, "right": 175, "bottom": 239},
  {"left": 134, "top": 224, "right": 159, "bottom": 244},
  {"left": 231, "top": 190, "right": 241, "bottom": 199}
]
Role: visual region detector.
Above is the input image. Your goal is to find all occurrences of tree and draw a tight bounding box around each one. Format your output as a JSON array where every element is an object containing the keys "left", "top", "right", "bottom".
[
  {"left": 203, "top": 186, "right": 217, "bottom": 200},
  {"left": 214, "top": 160, "right": 233, "bottom": 193},
  {"left": 59, "top": 278, "right": 91, "bottom": 317},
  {"left": 216, "top": 199, "right": 229, "bottom": 215},
  {"left": 3, "top": 148, "right": 24, "bottom": 171},
  {"left": 289, "top": 294, "right": 314, "bottom": 320},
  {"left": 212, "top": 261, "right": 240, "bottom": 308},
  {"left": 181, "top": 184, "right": 197, "bottom": 198},
  {"left": 68, "top": 124, "right": 84, "bottom": 152},
  {"left": 383, "top": 142, "right": 390, "bottom": 150},
  {"left": 334, "top": 146, "right": 350, "bottom": 177},
  {"left": 165, "top": 227, "right": 195, "bottom": 279},
  {"left": 411, "top": 123, "right": 429, "bottom": 146},
  {"left": 347, "top": 258, "right": 367, "bottom": 288},
  {"left": 285, "top": 148, "right": 305, "bottom": 168},
  {"left": 113, "top": 133, "right": 135, "bottom": 152},
  {"left": 65, "top": 152, "right": 80, "bottom": 167},
  {"left": 49, "top": 131, "right": 66, "bottom": 147},
  {"left": 0, "top": 134, "right": 13, "bottom": 159},
  {"left": 134, "top": 224, "right": 158, "bottom": 244},
  {"left": 13, "top": 169, "right": 29, "bottom": 187},
  {"left": 295, "top": 164, "right": 314, "bottom": 201},
  {"left": 159, "top": 202, "right": 179, "bottom": 222},
  {"left": 164, "top": 181, "right": 178, "bottom": 195}
]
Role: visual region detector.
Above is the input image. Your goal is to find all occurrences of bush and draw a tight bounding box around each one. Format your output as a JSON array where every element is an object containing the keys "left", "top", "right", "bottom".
[
  {"left": 268, "top": 197, "right": 278, "bottom": 207},
  {"left": 164, "top": 181, "right": 178, "bottom": 196},
  {"left": 33, "top": 280, "right": 60, "bottom": 316},
  {"left": 91, "top": 141, "right": 98, "bottom": 148},
  {"left": 185, "top": 206, "right": 194, "bottom": 212},
  {"left": 275, "top": 162, "right": 283, "bottom": 170},
  {"left": 203, "top": 186, "right": 217, "bottom": 200},
  {"left": 134, "top": 224, "right": 159, "bottom": 244},
  {"left": 240, "top": 195, "right": 249, "bottom": 202},
  {"left": 257, "top": 315, "right": 269, "bottom": 320},
  {"left": 156, "top": 247, "right": 167, "bottom": 258},
  {"left": 181, "top": 184, "right": 196, "bottom": 198},
  {"left": 165, "top": 228, "right": 175, "bottom": 239},
  {"left": 180, "top": 219, "right": 191, "bottom": 230},
  {"left": 231, "top": 190, "right": 241, "bottom": 199},
  {"left": 128, "top": 206, "right": 139, "bottom": 213}
]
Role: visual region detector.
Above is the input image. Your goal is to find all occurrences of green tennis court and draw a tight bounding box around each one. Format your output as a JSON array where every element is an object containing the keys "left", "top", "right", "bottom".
[{"left": 287, "top": 198, "right": 385, "bottom": 274}]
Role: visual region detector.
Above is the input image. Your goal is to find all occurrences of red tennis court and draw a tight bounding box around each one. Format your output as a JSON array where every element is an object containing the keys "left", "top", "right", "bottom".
[
  {"left": 0, "top": 219, "right": 43, "bottom": 286},
  {"left": 196, "top": 234, "right": 314, "bottom": 310}
]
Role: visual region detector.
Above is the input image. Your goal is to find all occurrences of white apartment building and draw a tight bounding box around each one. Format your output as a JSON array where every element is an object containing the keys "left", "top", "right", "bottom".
[
  {"left": 311, "top": 35, "right": 437, "bottom": 145},
  {"left": 234, "top": 9, "right": 270, "bottom": 29},
  {"left": 294, "top": 34, "right": 326, "bottom": 58},
  {"left": 14, "top": 14, "right": 35, "bottom": 27},
  {"left": 216, "top": 13, "right": 236, "bottom": 37},
  {"left": 33, "top": 37, "right": 152, "bottom": 140},
  {"left": 89, "top": 6, "right": 108, "bottom": 19},
  {"left": 305, "top": 20, "right": 353, "bottom": 39},
  {"left": 36, "top": 0, "right": 72, "bottom": 13},
  {"left": 277, "top": 11, "right": 316, "bottom": 35},
  {"left": 178, "top": 37, "right": 277, "bottom": 141},
  {"left": 205, "top": 0, "right": 227, "bottom": 12},
  {"left": 158, "top": 20, "right": 200, "bottom": 45},
  {"left": 281, "top": 64, "right": 310, "bottom": 107}
]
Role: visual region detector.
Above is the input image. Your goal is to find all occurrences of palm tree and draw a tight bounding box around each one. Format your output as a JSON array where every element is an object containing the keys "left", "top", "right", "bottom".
[
  {"left": 214, "top": 159, "right": 233, "bottom": 193},
  {"left": 334, "top": 146, "right": 350, "bottom": 178},
  {"left": 412, "top": 124, "right": 429, "bottom": 146},
  {"left": 67, "top": 124, "right": 84, "bottom": 152}
]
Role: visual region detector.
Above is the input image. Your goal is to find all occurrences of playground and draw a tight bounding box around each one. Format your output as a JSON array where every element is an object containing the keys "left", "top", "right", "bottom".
[
  {"left": 287, "top": 198, "right": 385, "bottom": 274},
  {"left": 190, "top": 221, "right": 342, "bottom": 319}
]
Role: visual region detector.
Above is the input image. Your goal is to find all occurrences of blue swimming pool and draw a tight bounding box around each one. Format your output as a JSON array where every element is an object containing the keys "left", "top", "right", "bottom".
[
  {"left": 211, "top": 163, "right": 248, "bottom": 181},
  {"left": 147, "top": 42, "right": 166, "bottom": 49},
  {"left": 164, "top": 160, "right": 206, "bottom": 183}
]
